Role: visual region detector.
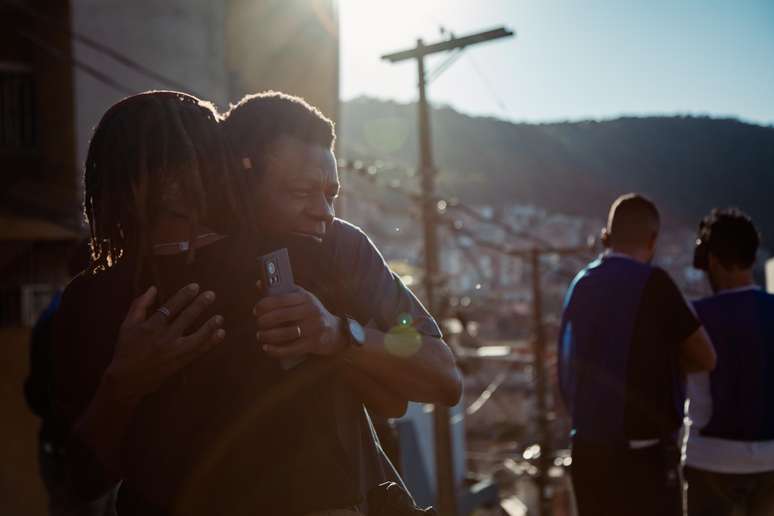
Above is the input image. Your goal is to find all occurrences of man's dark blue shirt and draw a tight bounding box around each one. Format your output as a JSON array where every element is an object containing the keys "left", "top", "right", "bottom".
[
  {"left": 692, "top": 287, "right": 774, "bottom": 441},
  {"left": 558, "top": 254, "right": 699, "bottom": 444}
]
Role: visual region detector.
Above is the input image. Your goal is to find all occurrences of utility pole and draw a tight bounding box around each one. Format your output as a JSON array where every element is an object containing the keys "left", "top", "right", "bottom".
[
  {"left": 511, "top": 244, "right": 589, "bottom": 516},
  {"left": 530, "top": 248, "right": 551, "bottom": 516},
  {"left": 382, "top": 27, "right": 513, "bottom": 515}
]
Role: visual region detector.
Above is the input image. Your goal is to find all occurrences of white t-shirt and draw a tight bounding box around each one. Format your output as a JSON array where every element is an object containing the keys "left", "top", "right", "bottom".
[{"left": 686, "top": 368, "right": 774, "bottom": 473}]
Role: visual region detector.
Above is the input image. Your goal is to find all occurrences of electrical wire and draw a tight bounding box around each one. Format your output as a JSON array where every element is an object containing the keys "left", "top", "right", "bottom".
[
  {"left": 4, "top": 0, "right": 201, "bottom": 96},
  {"left": 16, "top": 30, "right": 134, "bottom": 95},
  {"left": 427, "top": 48, "right": 465, "bottom": 84},
  {"left": 339, "top": 159, "right": 595, "bottom": 255},
  {"left": 465, "top": 52, "right": 510, "bottom": 115}
]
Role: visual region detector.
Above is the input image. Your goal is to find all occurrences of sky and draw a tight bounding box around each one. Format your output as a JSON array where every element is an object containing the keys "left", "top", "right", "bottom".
[{"left": 338, "top": 0, "right": 774, "bottom": 126}]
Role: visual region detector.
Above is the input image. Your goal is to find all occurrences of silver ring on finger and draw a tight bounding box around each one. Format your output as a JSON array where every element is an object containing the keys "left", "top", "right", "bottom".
[
  {"left": 295, "top": 325, "right": 302, "bottom": 339},
  {"left": 156, "top": 306, "right": 172, "bottom": 319}
]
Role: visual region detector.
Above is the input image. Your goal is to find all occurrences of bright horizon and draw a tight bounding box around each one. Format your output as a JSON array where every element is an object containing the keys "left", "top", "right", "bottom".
[{"left": 339, "top": 0, "right": 774, "bottom": 127}]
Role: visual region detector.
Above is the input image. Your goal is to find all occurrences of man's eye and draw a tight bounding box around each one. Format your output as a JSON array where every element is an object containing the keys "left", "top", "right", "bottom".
[{"left": 291, "top": 190, "right": 311, "bottom": 198}]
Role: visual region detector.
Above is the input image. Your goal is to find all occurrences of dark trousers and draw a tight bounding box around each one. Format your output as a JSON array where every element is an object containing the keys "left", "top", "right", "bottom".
[
  {"left": 685, "top": 466, "right": 774, "bottom": 516},
  {"left": 571, "top": 441, "right": 684, "bottom": 516}
]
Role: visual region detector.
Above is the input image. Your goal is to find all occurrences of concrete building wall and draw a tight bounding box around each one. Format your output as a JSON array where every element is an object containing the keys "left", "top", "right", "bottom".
[
  {"left": 71, "top": 0, "right": 229, "bottom": 173},
  {"left": 71, "top": 0, "right": 340, "bottom": 175},
  {"left": 1, "top": 0, "right": 79, "bottom": 220}
]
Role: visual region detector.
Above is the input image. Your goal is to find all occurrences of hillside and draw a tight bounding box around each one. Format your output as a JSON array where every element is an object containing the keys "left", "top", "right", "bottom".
[{"left": 340, "top": 97, "right": 774, "bottom": 244}]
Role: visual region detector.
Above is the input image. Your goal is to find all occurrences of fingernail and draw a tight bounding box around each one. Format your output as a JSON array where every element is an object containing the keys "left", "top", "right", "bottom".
[
  {"left": 188, "top": 283, "right": 200, "bottom": 293},
  {"left": 262, "top": 345, "right": 269, "bottom": 352},
  {"left": 255, "top": 280, "right": 262, "bottom": 288},
  {"left": 214, "top": 315, "right": 223, "bottom": 325},
  {"left": 215, "top": 329, "right": 225, "bottom": 339},
  {"left": 204, "top": 291, "right": 215, "bottom": 301}
]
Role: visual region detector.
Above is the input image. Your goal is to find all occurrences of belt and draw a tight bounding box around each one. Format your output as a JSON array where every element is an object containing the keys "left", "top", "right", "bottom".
[
  {"left": 302, "top": 509, "right": 362, "bottom": 516},
  {"left": 629, "top": 438, "right": 661, "bottom": 449}
]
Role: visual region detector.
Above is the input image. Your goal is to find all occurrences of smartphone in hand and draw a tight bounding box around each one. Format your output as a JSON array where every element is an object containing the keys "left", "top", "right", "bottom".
[{"left": 257, "top": 248, "right": 306, "bottom": 370}]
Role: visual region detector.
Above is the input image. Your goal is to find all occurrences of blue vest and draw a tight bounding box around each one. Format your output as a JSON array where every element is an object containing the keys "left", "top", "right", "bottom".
[
  {"left": 558, "top": 256, "right": 652, "bottom": 443},
  {"left": 693, "top": 289, "right": 774, "bottom": 441}
]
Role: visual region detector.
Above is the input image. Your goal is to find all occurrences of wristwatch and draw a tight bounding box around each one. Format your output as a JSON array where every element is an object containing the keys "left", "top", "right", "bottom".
[{"left": 341, "top": 316, "right": 366, "bottom": 348}]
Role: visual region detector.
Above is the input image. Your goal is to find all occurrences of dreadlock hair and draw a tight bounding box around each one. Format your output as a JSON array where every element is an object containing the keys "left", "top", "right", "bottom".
[
  {"left": 221, "top": 91, "right": 335, "bottom": 178},
  {"left": 84, "top": 91, "right": 257, "bottom": 289}
]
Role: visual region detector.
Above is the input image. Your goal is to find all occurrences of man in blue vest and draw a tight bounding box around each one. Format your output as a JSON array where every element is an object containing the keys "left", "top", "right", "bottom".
[
  {"left": 558, "top": 193, "right": 716, "bottom": 516},
  {"left": 685, "top": 208, "right": 774, "bottom": 516}
]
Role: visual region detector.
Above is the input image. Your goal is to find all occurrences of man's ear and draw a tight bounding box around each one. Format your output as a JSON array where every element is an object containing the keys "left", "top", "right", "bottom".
[{"left": 600, "top": 228, "right": 611, "bottom": 248}]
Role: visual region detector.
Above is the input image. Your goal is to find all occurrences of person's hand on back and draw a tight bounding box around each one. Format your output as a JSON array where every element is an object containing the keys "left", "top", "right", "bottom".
[{"left": 101, "top": 283, "right": 225, "bottom": 405}]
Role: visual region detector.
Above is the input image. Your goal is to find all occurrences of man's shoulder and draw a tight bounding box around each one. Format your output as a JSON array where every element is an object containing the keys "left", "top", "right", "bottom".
[
  {"left": 571, "top": 257, "right": 603, "bottom": 282},
  {"left": 328, "top": 218, "right": 370, "bottom": 245},
  {"left": 573, "top": 256, "right": 655, "bottom": 288},
  {"left": 647, "top": 265, "right": 675, "bottom": 284},
  {"left": 694, "top": 287, "right": 774, "bottom": 311},
  {"left": 640, "top": 267, "right": 687, "bottom": 310},
  {"left": 692, "top": 292, "right": 719, "bottom": 311},
  {"left": 326, "top": 218, "right": 385, "bottom": 263}
]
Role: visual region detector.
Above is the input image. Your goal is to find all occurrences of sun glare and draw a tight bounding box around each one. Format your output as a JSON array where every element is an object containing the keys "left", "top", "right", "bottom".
[
  {"left": 338, "top": 0, "right": 459, "bottom": 102},
  {"left": 339, "top": 0, "right": 450, "bottom": 54}
]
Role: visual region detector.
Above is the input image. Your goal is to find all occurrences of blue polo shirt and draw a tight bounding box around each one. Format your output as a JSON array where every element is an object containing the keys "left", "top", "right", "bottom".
[{"left": 558, "top": 254, "right": 700, "bottom": 445}]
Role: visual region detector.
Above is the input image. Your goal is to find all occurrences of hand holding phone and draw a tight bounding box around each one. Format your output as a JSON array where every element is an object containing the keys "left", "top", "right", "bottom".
[{"left": 256, "top": 248, "right": 306, "bottom": 369}]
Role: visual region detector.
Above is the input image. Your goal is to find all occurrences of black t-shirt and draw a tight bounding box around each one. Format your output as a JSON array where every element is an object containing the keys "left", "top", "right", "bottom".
[
  {"left": 54, "top": 219, "right": 441, "bottom": 515},
  {"left": 560, "top": 256, "right": 700, "bottom": 444},
  {"left": 624, "top": 267, "right": 700, "bottom": 439}
]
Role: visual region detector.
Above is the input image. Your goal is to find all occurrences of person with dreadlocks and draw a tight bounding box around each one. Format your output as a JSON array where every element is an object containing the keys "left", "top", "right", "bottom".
[
  {"left": 221, "top": 91, "right": 462, "bottom": 511},
  {"left": 50, "top": 91, "right": 237, "bottom": 514},
  {"left": 53, "top": 91, "right": 406, "bottom": 516}
]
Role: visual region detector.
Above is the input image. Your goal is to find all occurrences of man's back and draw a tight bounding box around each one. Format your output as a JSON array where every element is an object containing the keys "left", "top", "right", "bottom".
[
  {"left": 560, "top": 254, "right": 699, "bottom": 444},
  {"left": 682, "top": 207, "right": 774, "bottom": 515},
  {"left": 687, "top": 287, "right": 774, "bottom": 472}
]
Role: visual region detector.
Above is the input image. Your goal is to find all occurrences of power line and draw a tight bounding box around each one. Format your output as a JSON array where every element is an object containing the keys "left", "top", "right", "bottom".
[
  {"left": 427, "top": 48, "right": 464, "bottom": 84},
  {"left": 16, "top": 30, "right": 134, "bottom": 96},
  {"left": 465, "top": 52, "right": 510, "bottom": 115},
  {"left": 425, "top": 20, "right": 511, "bottom": 116},
  {"left": 445, "top": 199, "right": 553, "bottom": 249},
  {"left": 5, "top": 0, "right": 202, "bottom": 97},
  {"left": 339, "top": 158, "right": 593, "bottom": 253}
]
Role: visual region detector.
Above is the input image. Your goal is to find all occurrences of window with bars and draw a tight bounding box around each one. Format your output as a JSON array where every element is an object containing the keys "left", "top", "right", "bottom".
[{"left": 0, "top": 65, "right": 37, "bottom": 150}]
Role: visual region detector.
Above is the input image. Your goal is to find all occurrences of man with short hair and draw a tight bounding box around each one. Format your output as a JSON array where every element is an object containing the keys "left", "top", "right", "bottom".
[
  {"left": 685, "top": 208, "right": 774, "bottom": 516},
  {"left": 222, "top": 91, "right": 462, "bottom": 509},
  {"left": 558, "top": 193, "right": 716, "bottom": 516}
]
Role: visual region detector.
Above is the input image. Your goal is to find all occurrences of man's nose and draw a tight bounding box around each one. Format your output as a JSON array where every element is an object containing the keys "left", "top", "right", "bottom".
[{"left": 307, "top": 194, "right": 335, "bottom": 224}]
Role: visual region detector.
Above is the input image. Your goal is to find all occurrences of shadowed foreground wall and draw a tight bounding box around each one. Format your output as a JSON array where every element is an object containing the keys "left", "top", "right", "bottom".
[{"left": 0, "top": 328, "right": 46, "bottom": 516}]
